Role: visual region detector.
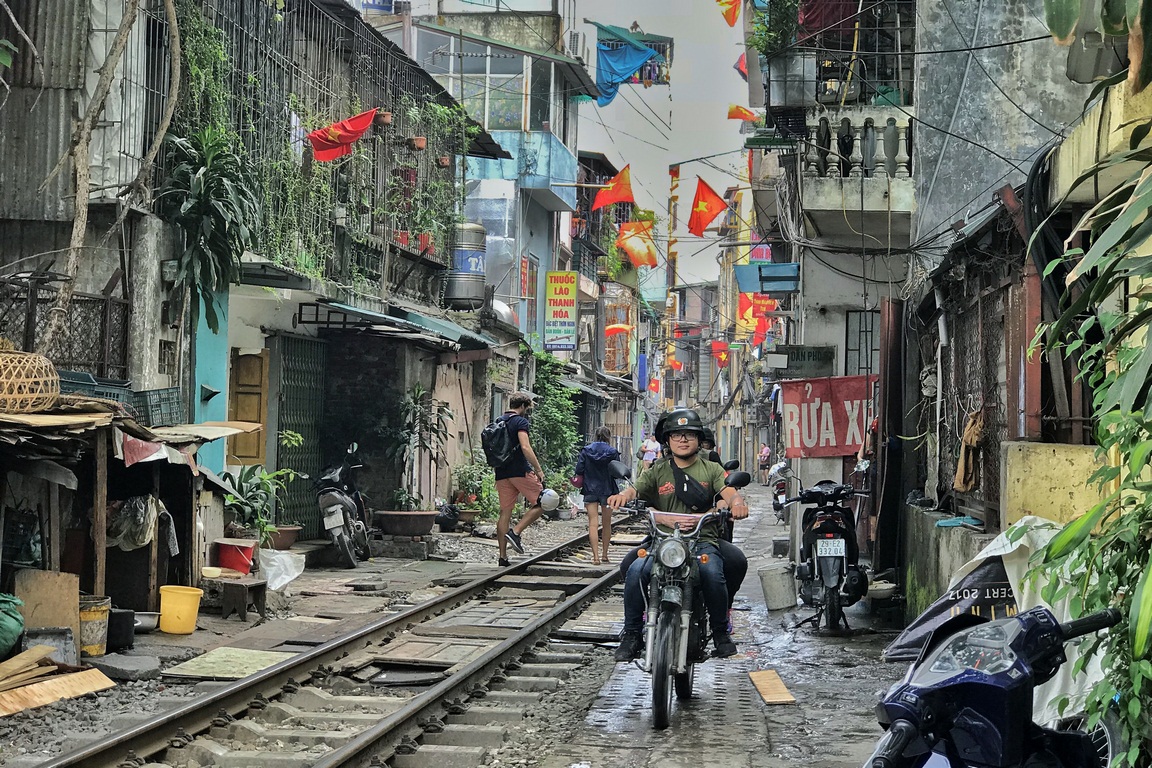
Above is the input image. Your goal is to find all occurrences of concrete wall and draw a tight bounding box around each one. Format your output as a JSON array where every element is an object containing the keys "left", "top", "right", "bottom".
[
  {"left": 1000, "top": 441, "right": 1105, "bottom": 526},
  {"left": 433, "top": 359, "right": 489, "bottom": 494},
  {"left": 902, "top": 505, "right": 995, "bottom": 621},
  {"left": 128, "top": 215, "right": 178, "bottom": 391},
  {"left": 437, "top": 13, "right": 561, "bottom": 53},
  {"left": 913, "top": 0, "right": 1092, "bottom": 246}
]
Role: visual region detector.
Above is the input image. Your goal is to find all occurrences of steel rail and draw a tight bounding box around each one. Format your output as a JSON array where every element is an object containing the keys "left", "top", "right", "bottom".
[{"left": 40, "top": 526, "right": 623, "bottom": 768}]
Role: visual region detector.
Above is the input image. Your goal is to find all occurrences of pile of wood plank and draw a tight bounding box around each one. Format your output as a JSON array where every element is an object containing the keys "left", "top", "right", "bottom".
[{"left": 0, "top": 645, "right": 115, "bottom": 716}]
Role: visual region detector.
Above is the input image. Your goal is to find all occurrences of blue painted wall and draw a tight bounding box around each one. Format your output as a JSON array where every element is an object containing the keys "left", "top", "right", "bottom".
[{"left": 193, "top": 290, "right": 229, "bottom": 473}]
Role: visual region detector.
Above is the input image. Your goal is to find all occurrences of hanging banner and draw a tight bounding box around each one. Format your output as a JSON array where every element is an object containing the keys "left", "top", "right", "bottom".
[
  {"left": 543, "top": 271, "right": 578, "bottom": 351},
  {"left": 779, "top": 375, "right": 876, "bottom": 458}
]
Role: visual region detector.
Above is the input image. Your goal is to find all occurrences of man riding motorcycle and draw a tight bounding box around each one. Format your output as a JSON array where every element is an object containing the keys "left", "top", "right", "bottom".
[{"left": 608, "top": 408, "right": 750, "bottom": 661}]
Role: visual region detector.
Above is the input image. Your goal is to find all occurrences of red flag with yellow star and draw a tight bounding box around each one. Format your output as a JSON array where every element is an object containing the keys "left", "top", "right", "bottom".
[
  {"left": 649, "top": 376, "right": 661, "bottom": 393},
  {"left": 728, "top": 104, "right": 757, "bottom": 121},
  {"left": 307, "top": 108, "right": 378, "bottom": 162},
  {"left": 592, "top": 165, "right": 635, "bottom": 211},
  {"left": 711, "top": 340, "right": 730, "bottom": 368},
  {"left": 616, "top": 220, "right": 659, "bottom": 268},
  {"left": 687, "top": 178, "right": 727, "bottom": 237},
  {"left": 752, "top": 316, "right": 771, "bottom": 348},
  {"left": 717, "top": 0, "right": 740, "bottom": 26}
]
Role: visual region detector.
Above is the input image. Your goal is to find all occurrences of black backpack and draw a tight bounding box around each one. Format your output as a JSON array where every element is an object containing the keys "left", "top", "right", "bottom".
[{"left": 481, "top": 416, "right": 516, "bottom": 468}]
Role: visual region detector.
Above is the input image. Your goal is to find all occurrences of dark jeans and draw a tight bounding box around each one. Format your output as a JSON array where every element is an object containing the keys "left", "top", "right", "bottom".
[
  {"left": 622, "top": 541, "right": 728, "bottom": 635},
  {"left": 619, "top": 540, "right": 748, "bottom": 608}
]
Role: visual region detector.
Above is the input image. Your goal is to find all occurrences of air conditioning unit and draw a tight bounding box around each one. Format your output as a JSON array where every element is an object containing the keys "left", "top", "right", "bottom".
[
  {"left": 394, "top": 0, "right": 411, "bottom": 13},
  {"left": 568, "top": 31, "right": 589, "bottom": 63}
]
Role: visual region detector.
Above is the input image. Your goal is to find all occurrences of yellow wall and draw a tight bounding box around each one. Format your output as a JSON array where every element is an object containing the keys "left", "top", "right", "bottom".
[
  {"left": 1052, "top": 83, "right": 1152, "bottom": 204},
  {"left": 1000, "top": 441, "right": 1105, "bottom": 526}
]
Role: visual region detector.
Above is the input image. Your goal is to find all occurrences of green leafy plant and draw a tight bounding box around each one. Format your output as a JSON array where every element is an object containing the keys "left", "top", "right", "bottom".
[
  {"left": 155, "top": 127, "right": 261, "bottom": 333},
  {"left": 747, "top": 0, "right": 801, "bottom": 60},
  {"left": 1031, "top": 112, "right": 1152, "bottom": 765},
  {"left": 452, "top": 461, "right": 488, "bottom": 506},
  {"left": 530, "top": 351, "right": 578, "bottom": 478},
  {"left": 1042, "top": 0, "right": 1151, "bottom": 91},
  {"left": 379, "top": 383, "right": 456, "bottom": 510},
  {"left": 387, "top": 487, "right": 422, "bottom": 512},
  {"left": 220, "top": 465, "right": 296, "bottom": 545}
]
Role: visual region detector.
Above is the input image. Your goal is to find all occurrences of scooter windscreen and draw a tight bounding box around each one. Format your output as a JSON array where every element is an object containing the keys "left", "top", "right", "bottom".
[{"left": 910, "top": 618, "right": 1020, "bottom": 686}]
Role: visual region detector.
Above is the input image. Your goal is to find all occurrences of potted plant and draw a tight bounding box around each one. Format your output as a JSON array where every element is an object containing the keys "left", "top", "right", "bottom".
[
  {"left": 407, "top": 136, "right": 427, "bottom": 151},
  {"left": 451, "top": 461, "right": 488, "bottom": 524},
  {"left": 220, "top": 465, "right": 295, "bottom": 546},
  {"left": 375, "top": 111, "right": 393, "bottom": 127},
  {"left": 436, "top": 155, "right": 451, "bottom": 168},
  {"left": 267, "top": 520, "right": 304, "bottom": 550}
]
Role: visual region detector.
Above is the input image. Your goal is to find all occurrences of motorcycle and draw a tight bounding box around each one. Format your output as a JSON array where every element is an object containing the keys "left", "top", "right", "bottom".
[
  {"left": 774, "top": 468, "right": 868, "bottom": 632},
  {"left": 611, "top": 460, "right": 752, "bottom": 729},
  {"left": 863, "top": 606, "right": 1121, "bottom": 768},
  {"left": 766, "top": 460, "right": 791, "bottom": 525},
  {"left": 315, "top": 442, "right": 372, "bottom": 569}
]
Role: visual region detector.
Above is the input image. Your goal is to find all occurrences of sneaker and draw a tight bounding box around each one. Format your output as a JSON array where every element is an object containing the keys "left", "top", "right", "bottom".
[
  {"left": 506, "top": 529, "right": 525, "bottom": 554},
  {"left": 712, "top": 632, "right": 738, "bottom": 658},
  {"left": 498, "top": 557, "right": 511, "bottom": 568},
  {"left": 614, "top": 631, "right": 644, "bottom": 662}
]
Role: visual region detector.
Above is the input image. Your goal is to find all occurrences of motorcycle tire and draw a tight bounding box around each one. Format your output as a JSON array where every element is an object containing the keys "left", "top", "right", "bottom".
[
  {"left": 652, "top": 609, "right": 679, "bottom": 730},
  {"left": 333, "top": 530, "right": 357, "bottom": 569},
  {"left": 352, "top": 522, "right": 371, "bottom": 561},
  {"left": 1052, "top": 708, "right": 1126, "bottom": 768},
  {"left": 824, "top": 586, "right": 842, "bottom": 632},
  {"left": 674, "top": 665, "right": 695, "bottom": 700}
]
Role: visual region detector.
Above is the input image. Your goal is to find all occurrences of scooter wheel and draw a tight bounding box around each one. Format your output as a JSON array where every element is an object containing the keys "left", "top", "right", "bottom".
[{"left": 333, "top": 531, "right": 357, "bottom": 569}]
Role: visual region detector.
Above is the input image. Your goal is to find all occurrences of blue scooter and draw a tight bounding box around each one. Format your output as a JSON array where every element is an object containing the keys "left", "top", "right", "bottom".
[{"left": 864, "top": 606, "right": 1121, "bottom": 768}]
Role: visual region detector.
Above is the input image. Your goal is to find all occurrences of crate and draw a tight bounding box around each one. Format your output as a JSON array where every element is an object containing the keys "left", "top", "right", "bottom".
[
  {"left": 57, "top": 370, "right": 135, "bottom": 404},
  {"left": 134, "top": 387, "right": 184, "bottom": 428}
]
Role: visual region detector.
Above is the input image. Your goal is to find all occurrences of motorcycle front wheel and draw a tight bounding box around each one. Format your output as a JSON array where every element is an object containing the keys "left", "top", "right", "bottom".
[
  {"left": 1052, "top": 708, "right": 1126, "bottom": 768},
  {"left": 333, "top": 529, "right": 357, "bottom": 569},
  {"left": 652, "top": 609, "right": 679, "bottom": 730}
]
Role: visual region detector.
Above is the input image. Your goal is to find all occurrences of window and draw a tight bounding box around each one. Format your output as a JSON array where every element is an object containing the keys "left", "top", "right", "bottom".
[
  {"left": 422, "top": 30, "right": 527, "bottom": 130},
  {"left": 525, "top": 255, "right": 539, "bottom": 334},
  {"left": 846, "top": 310, "right": 880, "bottom": 376},
  {"left": 529, "top": 59, "right": 552, "bottom": 131}
]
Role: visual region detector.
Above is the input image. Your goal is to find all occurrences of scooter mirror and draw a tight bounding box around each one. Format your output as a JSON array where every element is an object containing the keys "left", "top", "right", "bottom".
[
  {"left": 348, "top": 442, "right": 358, "bottom": 454},
  {"left": 296, "top": 472, "right": 311, "bottom": 480},
  {"left": 724, "top": 471, "right": 752, "bottom": 489},
  {"left": 608, "top": 460, "right": 632, "bottom": 480},
  {"left": 722, "top": 459, "right": 741, "bottom": 471}
]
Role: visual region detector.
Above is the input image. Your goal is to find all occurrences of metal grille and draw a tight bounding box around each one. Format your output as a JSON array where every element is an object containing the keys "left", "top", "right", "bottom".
[
  {"left": 273, "top": 334, "right": 328, "bottom": 538},
  {"left": 0, "top": 276, "right": 130, "bottom": 379}
]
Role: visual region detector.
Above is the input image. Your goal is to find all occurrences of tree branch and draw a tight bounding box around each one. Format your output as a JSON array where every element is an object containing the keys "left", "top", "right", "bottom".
[{"left": 0, "top": 0, "right": 43, "bottom": 106}]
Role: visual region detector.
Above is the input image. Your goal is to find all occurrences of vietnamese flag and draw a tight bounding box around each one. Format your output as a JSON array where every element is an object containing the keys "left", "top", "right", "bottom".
[
  {"left": 751, "top": 316, "right": 770, "bottom": 348},
  {"left": 728, "top": 104, "right": 757, "bottom": 121},
  {"left": 717, "top": 0, "right": 740, "bottom": 26},
  {"left": 306, "top": 108, "right": 377, "bottom": 162},
  {"left": 669, "top": 355, "right": 684, "bottom": 372},
  {"left": 711, "top": 340, "right": 730, "bottom": 368},
  {"left": 687, "top": 178, "right": 727, "bottom": 236},
  {"left": 592, "top": 165, "right": 635, "bottom": 211},
  {"left": 649, "top": 377, "right": 661, "bottom": 394},
  {"left": 734, "top": 52, "right": 748, "bottom": 82},
  {"left": 616, "top": 220, "right": 659, "bottom": 268}
]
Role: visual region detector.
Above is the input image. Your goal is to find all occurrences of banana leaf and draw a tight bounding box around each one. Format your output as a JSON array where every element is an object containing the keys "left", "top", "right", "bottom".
[{"left": 1046, "top": 0, "right": 1083, "bottom": 43}]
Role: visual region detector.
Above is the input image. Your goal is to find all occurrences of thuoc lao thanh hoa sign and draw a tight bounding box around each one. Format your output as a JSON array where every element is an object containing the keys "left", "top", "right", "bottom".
[
  {"left": 779, "top": 375, "right": 876, "bottom": 458},
  {"left": 544, "top": 271, "right": 578, "bottom": 351}
]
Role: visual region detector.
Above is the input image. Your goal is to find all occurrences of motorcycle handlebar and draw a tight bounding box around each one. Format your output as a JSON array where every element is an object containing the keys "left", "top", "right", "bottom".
[
  {"left": 1060, "top": 608, "right": 1121, "bottom": 640},
  {"left": 870, "top": 719, "right": 917, "bottom": 768}
]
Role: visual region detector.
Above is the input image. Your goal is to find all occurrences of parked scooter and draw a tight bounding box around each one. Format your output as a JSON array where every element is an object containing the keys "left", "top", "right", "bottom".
[
  {"left": 773, "top": 464, "right": 868, "bottom": 632},
  {"left": 766, "top": 460, "right": 791, "bottom": 525},
  {"left": 611, "top": 460, "right": 752, "bottom": 730},
  {"left": 863, "top": 606, "right": 1121, "bottom": 768},
  {"left": 315, "top": 443, "right": 371, "bottom": 569}
]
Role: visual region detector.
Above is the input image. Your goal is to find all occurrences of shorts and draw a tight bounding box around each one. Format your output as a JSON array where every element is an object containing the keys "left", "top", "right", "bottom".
[
  {"left": 582, "top": 494, "right": 608, "bottom": 505},
  {"left": 496, "top": 473, "right": 544, "bottom": 511}
]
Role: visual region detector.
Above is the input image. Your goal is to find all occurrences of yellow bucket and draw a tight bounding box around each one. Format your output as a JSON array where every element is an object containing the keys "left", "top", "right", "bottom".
[
  {"left": 159, "top": 586, "right": 203, "bottom": 635},
  {"left": 78, "top": 595, "right": 111, "bottom": 657}
]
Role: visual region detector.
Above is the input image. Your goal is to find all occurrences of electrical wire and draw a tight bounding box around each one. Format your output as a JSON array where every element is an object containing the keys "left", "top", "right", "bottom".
[{"left": 791, "top": 35, "right": 1052, "bottom": 58}]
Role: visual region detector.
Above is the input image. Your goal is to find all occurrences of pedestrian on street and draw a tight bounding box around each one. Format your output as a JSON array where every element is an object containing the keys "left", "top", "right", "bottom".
[
  {"left": 575, "top": 426, "right": 620, "bottom": 565},
  {"left": 494, "top": 391, "right": 546, "bottom": 567},
  {"left": 639, "top": 433, "right": 661, "bottom": 472},
  {"left": 758, "top": 442, "right": 772, "bottom": 485}
]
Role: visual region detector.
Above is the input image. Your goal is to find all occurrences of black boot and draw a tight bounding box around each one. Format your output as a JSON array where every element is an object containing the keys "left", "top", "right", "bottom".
[
  {"left": 614, "top": 631, "right": 643, "bottom": 661},
  {"left": 712, "top": 631, "right": 737, "bottom": 658}
]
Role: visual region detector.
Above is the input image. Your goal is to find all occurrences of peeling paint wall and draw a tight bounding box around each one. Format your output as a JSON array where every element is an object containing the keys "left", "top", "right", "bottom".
[
  {"left": 913, "top": 0, "right": 1092, "bottom": 247},
  {"left": 1000, "top": 441, "right": 1105, "bottom": 526},
  {"left": 902, "top": 504, "right": 994, "bottom": 621}
]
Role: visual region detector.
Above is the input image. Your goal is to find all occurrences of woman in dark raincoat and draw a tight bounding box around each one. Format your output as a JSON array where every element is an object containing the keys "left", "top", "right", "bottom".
[{"left": 575, "top": 426, "right": 621, "bottom": 565}]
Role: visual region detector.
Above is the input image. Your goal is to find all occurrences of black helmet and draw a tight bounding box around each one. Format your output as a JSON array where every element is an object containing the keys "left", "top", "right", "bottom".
[
  {"left": 655, "top": 408, "right": 705, "bottom": 442},
  {"left": 700, "top": 427, "right": 716, "bottom": 448}
]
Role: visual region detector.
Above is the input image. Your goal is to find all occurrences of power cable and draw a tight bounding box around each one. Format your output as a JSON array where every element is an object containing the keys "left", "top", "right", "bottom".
[
  {"left": 617, "top": 85, "right": 672, "bottom": 132},
  {"left": 796, "top": 35, "right": 1051, "bottom": 57}
]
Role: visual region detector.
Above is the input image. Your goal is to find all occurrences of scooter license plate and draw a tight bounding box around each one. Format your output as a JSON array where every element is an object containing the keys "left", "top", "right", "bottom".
[
  {"left": 322, "top": 505, "right": 345, "bottom": 530},
  {"left": 816, "top": 538, "right": 846, "bottom": 557}
]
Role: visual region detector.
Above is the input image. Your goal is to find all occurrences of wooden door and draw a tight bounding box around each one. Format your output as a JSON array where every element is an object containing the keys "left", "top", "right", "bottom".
[{"left": 227, "top": 349, "right": 269, "bottom": 465}]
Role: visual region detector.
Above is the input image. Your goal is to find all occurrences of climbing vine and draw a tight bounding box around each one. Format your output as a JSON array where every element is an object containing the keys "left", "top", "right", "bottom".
[{"left": 530, "top": 351, "right": 578, "bottom": 477}]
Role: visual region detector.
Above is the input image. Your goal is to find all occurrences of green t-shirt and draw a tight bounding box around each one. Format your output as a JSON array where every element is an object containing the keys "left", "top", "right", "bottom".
[{"left": 634, "top": 456, "right": 727, "bottom": 542}]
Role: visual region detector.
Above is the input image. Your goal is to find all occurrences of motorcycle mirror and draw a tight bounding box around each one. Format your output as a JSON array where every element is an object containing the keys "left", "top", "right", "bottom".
[
  {"left": 722, "top": 459, "right": 740, "bottom": 471},
  {"left": 296, "top": 472, "right": 311, "bottom": 480},
  {"left": 724, "top": 470, "right": 752, "bottom": 489},
  {"left": 608, "top": 460, "right": 632, "bottom": 480},
  {"left": 347, "top": 442, "right": 358, "bottom": 454}
]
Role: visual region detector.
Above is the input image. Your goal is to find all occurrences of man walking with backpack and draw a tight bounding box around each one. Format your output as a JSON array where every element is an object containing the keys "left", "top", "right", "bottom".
[{"left": 482, "top": 391, "right": 546, "bottom": 567}]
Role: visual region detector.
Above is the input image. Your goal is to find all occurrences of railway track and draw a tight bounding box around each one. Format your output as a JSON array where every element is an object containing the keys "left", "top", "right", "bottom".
[{"left": 39, "top": 527, "right": 629, "bottom": 768}]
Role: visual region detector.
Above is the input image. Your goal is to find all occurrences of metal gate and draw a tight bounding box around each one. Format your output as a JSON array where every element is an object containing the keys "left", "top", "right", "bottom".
[{"left": 271, "top": 334, "right": 328, "bottom": 539}]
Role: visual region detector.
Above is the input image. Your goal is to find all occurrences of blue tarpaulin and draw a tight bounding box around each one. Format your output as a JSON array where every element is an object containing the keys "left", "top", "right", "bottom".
[{"left": 596, "top": 42, "right": 658, "bottom": 107}]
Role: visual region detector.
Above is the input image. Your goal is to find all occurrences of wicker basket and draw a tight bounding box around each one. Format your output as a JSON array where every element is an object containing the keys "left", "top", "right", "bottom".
[{"left": 0, "top": 347, "right": 60, "bottom": 414}]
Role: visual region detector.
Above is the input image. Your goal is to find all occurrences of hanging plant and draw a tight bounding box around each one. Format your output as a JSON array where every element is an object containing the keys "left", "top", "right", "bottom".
[{"left": 155, "top": 127, "right": 261, "bottom": 333}]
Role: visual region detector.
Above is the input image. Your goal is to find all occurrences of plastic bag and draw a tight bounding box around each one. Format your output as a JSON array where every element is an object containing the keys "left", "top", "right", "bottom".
[
  {"left": 257, "top": 548, "right": 305, "bottom": 592},
  {"left": 0, "top": 594, "right": 24, "bottom": 657}
]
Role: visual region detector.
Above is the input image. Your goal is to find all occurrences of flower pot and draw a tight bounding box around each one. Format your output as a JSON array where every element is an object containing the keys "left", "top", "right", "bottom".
[
  {"left": 394, "top": 230, "right": 410, "bottom": 247},
  {"left": 372, "top": 510, "right": 439, "bottom": 536},
  {"left": 436, "top": 155, "right": 451, "bottom": 168},
  {"left": 407, "top": 136, "right": 427, "bottom": 151},
  {"left": 375, "top": 111, "right": 393, "bottom": 127},
  {"left": 456, "top": 508, "right": 479, "bottom": 525},
  {"left": 417, "top": 232, "right": 434, "bottom": 255},
  {"left": 268, "top": 525, "right": 303, "bottom": 551}
]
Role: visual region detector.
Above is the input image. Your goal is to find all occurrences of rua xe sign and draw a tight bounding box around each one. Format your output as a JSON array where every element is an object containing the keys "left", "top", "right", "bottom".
[{"left": 779, "top": 375, "right": 876, "bottom": 458}]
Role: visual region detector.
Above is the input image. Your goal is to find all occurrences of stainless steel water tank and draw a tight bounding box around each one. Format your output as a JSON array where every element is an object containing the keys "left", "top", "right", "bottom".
[{"left": 445, "top": 222, "right": 487, "bottom": 309}]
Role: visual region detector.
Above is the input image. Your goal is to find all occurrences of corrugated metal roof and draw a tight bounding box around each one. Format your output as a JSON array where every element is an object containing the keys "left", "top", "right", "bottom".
[
  {"left": 0, "top": 88, "right": 76, "bottom": 221},
  {"left": 3, "top": 0, "right": 87, "bottom": 88}
]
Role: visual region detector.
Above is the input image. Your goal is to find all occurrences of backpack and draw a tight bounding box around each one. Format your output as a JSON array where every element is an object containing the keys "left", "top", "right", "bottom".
[{"left": 481, "top": 416, "right": 516, "bottom": 468}]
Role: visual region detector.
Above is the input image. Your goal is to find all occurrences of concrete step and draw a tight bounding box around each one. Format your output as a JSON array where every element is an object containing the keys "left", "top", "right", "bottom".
[
  {"left": 524, "top": 651, "right": 585, "bottom": 664},
  {"left": 479, "top": 690, "right": 543, "bottom": 706},
  {"left": 282, "top": 686, "right": 407, "bottom": 714},
  {"left": 256, "top": 701, "right": 383, "bottom": 727},
  {"left": 220, "top": 719, "right": 358, "bottom": 748},
  {"left": 173, "top": 737, "right": 314, "bottom": 768}
]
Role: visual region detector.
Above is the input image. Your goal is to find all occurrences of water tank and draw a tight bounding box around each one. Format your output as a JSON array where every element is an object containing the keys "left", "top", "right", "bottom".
[{"left": 445, "top": 222, "right": 487, "bottom": 310}]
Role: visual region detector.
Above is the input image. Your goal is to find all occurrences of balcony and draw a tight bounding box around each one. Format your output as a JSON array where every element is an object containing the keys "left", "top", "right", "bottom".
[
  {"left": 475, "top": 130, "right": 577, "bottom": 211},
  {"left": 797, "top": 107, "right": 915, "bottom": 249}
]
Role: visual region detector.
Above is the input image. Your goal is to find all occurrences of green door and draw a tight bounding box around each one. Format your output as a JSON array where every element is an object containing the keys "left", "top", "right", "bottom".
[{"left": 271, "top": 334, "right": 328, "bottom": 539}]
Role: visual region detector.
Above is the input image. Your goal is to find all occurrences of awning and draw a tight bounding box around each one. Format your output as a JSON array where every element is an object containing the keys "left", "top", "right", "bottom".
[
  {"left": 388, "top": 307, "right": 498, "bottom": 351},
  {"left": 560, "top": 376, "right": 612, "bottom": 401},
  {"left": 239, "top": 257, "right": 314, "bottom": 290}
]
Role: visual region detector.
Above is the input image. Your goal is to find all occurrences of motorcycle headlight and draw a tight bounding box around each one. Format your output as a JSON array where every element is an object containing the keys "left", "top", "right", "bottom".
[{"left": 656, "top": 540, "right": 689, "bottom": 568}]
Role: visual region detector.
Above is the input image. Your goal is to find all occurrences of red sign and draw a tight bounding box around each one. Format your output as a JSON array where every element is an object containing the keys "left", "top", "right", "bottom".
[
  {"left": 779, "top": 375, "right": 876, "bottom": 458},
  {"left": 520, "top": 254, "right": 529, "bottom": 297}
]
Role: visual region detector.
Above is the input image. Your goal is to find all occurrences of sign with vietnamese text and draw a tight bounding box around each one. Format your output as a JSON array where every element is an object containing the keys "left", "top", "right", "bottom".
[
  {"left": 779, "top": 375, "right": 876, "bottom": 458},
  {"left": 775, "top": 345, "right": 835, "bottom": 379},
  {"left": 544, "top": 271, "right": 578, "bottom": 351}
]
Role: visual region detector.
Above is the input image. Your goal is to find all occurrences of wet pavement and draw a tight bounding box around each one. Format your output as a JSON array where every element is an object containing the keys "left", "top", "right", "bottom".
[{"left": 543, "top": 483, "right": 906, "bottom": 768}]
